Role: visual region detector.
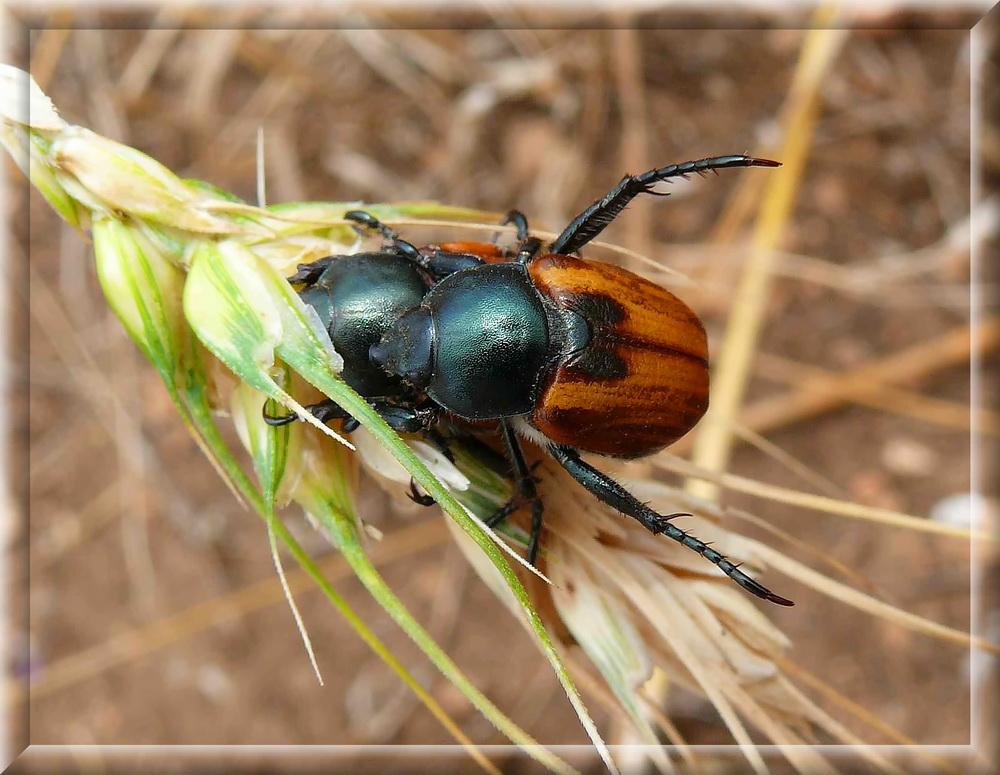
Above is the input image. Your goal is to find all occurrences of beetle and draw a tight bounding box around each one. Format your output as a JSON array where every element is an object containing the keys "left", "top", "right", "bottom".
[
  {"left": 271, "top": 154, "right": 792, "bottom": 606},
  {"left": 272, "top": 247, "right": 438, "bottom": 434},
  {"left": 264, "top": 216, "right": 526, "bottom": 436}
]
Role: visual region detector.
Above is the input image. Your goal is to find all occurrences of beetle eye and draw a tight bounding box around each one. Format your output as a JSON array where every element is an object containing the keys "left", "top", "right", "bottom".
[{"left": 371, "top": 307, "right": 434, "bottom": 388}]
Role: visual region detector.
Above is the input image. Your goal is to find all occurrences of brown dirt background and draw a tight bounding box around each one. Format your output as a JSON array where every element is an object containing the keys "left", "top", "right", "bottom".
[{"left": 6, "top": 6, "right": 999, "bottom": 775}]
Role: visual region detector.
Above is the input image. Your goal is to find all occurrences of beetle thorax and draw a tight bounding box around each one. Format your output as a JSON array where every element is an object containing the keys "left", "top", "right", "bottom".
[{"left": 374, "top": 263, "right": 553, "bottom": 421}]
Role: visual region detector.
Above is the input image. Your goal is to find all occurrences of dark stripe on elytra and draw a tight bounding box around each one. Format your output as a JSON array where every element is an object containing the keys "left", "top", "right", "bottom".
[
  {"left": 541, "top": 395, "right": 702, "bottom": 428},
  {"left": 564, "top": 292, "right": 708, "bottom": 377},
  {"left": 561, "top": 338, "right": 707, "bottom": 383},
  {"left": 566, "top": 292, "right": 626, "bottom": 328},
  {"left": 537, "top": 405, "right": 691, "bottom": 456},
  {"left": 563, "top": 345, "right": 628, "bottom": 381}
]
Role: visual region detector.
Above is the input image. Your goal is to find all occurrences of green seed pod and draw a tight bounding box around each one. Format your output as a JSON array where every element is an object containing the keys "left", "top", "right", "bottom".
[{"left": 93, "top": 215, "right": 186, "bottom": 386}]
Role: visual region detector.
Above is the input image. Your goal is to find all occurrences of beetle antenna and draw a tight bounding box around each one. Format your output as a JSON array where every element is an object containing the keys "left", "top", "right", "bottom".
[
  {"left": 546, "top": 444, "right": 794, "bottom": 606},
  {"left": 549, "top": 154, "right": 781, "bottom": 257}
]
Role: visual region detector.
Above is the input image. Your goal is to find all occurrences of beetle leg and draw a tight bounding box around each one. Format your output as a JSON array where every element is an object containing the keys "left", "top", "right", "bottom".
[
  {"left": 549, "top": 155, "right": 782, "bottom": 256},
  {"left": 407, "top": 478, "right": 437, "bottom": 507},
  {"left": 262, "top": 408, "right": 298, "bottom": 426},
  {"left": 442, "top": 430, "right": 513, "bottom": 478},
  {"left": 372, "top": 403, "right": 440, "bottom": 434},
  {"left": 344, "top": 210, "right": 397, "bottom": 240},
  {"left": 405, "top": 430, "right": 506, "bottom": 510},
  {"left": 515, "top": 237, "right": 544, "bottom": 264},
  {"left": 422, "top": 427, "right": 456, "bottom": 463},
  {"left": 498, "top": 210, "right": 545, "bottom": 263},
  {"left": 488, "top": 419, "right": 545, "bottom": 566},
  {"left": 344, "top": 210, "right": 424, "bottom": 264},
  {"left": 546, "top": 444, "right": 795, "bottom": 606},
  {"left": 485, "top": 498, "right": 522, "bottom": 528},
  {"left": 262, "top": 398, "right": 438, "bottom": 435},
  {"left": 419, "top": 250, "right": 486, "bottom": 279},
  {"left": 262, "top": 399, "right": 351, "bottom": 427},
  {"left": 501, "top": 209, "right": 531, "bottom": 242}
]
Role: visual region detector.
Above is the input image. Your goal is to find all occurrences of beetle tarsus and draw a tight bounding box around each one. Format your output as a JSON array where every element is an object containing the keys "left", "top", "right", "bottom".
[
  {"left": 407, "top": 478, "right": 436, "bottom": 507},
  {"left": 262, "top": 408, "right": 299, "bottom": 427},
  {"left": 647, "top": 512, "right": 693, "bottom": 532}
]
